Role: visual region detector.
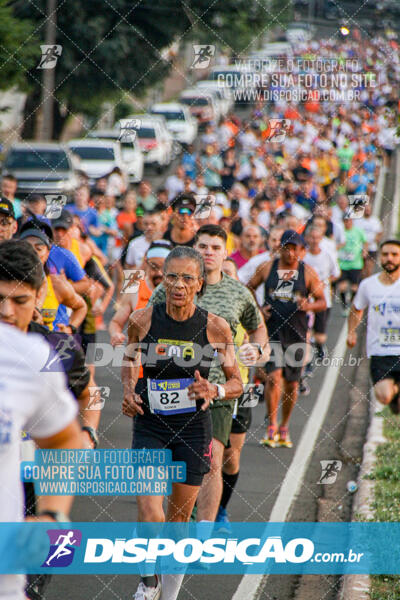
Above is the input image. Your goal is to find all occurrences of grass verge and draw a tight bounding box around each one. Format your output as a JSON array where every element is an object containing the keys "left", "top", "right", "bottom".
[{"left": 368, "top": 409, "right": 400, "bottom": 599}]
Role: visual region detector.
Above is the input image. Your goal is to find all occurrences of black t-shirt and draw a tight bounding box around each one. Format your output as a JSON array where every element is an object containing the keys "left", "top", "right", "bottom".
[
  {"left": 163, "top": 228, "right": 195, "bottom": 247},
  {"left": 28, "top": 321, "right": 90, "bottom": 399}
]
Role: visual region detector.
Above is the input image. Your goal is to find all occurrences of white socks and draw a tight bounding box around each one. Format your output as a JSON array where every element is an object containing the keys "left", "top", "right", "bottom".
[{"left": 161, "top": 573, "right": 185, "bottom": 600}]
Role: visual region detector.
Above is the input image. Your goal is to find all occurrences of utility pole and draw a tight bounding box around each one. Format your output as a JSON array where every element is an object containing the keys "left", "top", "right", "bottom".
[{"left": 37, "top": 0, "right": 57, "bottom": 140}]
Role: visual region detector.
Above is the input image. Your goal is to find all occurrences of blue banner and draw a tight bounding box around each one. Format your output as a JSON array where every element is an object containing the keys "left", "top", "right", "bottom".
[
  {"left": 20, "top": 449, "right": 186, "bottom": 495},
  {"left": 0, "top": 522, "right": 399, "bottom": 574}
]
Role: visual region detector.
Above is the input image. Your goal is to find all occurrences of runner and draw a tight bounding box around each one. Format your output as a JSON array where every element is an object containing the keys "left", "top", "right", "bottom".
[
  {"left": 304, "top": 226, "right": 341, "bottom": 359},
  {"left": 149, "top": 224, "right": 268, "bottom": 527},
  {"left": 338, "top": 211, "right": 368, "bottom": 317},
  {"left": 122, "top": 246, "right": 243, "bottom": 600},
  {"left": 357, "top": 203, "right": 383, "bottom": 278},
  {"left": 347, "top": 239, "right": 400, "bottom": 414},
  {"left": 163, "top": 193, "right": 197, "bottom": 247},
  {"left": 0, "top": 197, "right": 17, "bottom": 242},
  {"left": 125, "top": 205, "right": 166, "bottom": 268},
  {"left": 248, "top": 230, "right": 326, "bottom": 448},
  {"left": 109, "top": 240, "right": 172, "bottom": 346}
]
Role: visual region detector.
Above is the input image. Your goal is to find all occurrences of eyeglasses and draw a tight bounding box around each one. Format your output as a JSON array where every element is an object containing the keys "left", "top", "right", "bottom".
[
  {"left": 0, "top": 217, "right": 13, "bottom": 227},
  {"left": 177, "top": 207, "right": 194, "bottom": 216},
  {"left": 165, "top": 272, "right": 198, "bottom": 285}
]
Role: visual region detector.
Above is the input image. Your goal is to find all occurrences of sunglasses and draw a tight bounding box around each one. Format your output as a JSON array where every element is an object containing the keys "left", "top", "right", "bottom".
[{"left": 177, "top": 207, "right": 194, "bottom": 215}]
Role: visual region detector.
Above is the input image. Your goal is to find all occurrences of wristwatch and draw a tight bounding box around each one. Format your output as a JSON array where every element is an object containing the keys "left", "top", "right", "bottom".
[
  {"left": 36, "top": 510, "right": 70, "bottom": 523},
  {"left": 254, "top": 343, "right": 263, "bottom": 357},
  {"left": 82, "top": 426, "right": 99, "bottom": 448},
  {"left": 215, "top": 384, "right": 226, "bottom": 400}
]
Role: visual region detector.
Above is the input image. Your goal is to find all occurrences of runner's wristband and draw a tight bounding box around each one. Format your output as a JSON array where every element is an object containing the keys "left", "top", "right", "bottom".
[{"left": 36, "top": 510, "right": 70, "bottom": 523}]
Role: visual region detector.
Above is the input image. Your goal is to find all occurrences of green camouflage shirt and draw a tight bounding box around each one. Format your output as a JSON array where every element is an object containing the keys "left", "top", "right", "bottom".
[{"left": 149, "top": 273, "right": 261, "bottom": 396}]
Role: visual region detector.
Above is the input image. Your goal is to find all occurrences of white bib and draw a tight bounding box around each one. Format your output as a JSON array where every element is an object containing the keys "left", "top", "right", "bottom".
[{"left": 147, "top": 378, "right": 195, "bottom": 415}]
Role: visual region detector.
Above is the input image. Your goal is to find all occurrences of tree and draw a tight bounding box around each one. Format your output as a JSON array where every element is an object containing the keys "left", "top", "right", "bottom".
[
  {"left": 0, "top": 0, "right": 37, "bottom": 91},
  {"left": 13, "top": 0, "right": 291, "bottom": 138}
]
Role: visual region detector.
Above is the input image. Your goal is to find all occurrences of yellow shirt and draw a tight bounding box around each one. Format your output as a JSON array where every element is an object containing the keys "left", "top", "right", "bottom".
[
  {"left": 70, "top": 238, "right": 84, "bottom": 267},
  {"left": 41, "top": 275, "right": 59, "bottom": 331}
]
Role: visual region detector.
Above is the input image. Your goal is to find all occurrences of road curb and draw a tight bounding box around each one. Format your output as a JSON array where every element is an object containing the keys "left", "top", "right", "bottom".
[{"left": 338, "top": 397, "right": 385, "bottom": 600}]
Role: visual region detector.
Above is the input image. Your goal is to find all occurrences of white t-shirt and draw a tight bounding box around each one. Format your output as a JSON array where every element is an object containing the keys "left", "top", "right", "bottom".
[
  {"left": 125, "top": 235, "right": 150, "bottom": 267},
  {"left": 0, "top": 323, "right": 77, "bottom": 599},
  {"left": 165, "top": 175, "right": 184, "bottom": 201},
  {"left": 238, "top": 250, "right": 270, "bottom": 305},
  {"left": 320, "top": 236, "right": 339, "bottom": 264},
  {"left": 353, "top": 274, "right": 400, "bottom": 357},
  {"left": 357, "top": 216, "right": 383, "bottom": 252},
  {"left": 304, "top": 248, "right": 340, "bottom": 308}
]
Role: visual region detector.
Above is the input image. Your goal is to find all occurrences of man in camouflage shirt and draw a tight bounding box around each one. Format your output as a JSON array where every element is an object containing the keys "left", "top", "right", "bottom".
[{"left": 150, "top": 224, "right": 269, "bottom": 523}]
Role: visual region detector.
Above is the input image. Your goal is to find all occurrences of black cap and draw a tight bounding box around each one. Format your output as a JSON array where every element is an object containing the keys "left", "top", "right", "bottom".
[
  {"left": 280, "top": 229, "right": 305, "bottom": 247},
  {"left": 170, "top": 193, "right": 196, "bottom": 212},
  {"left": 19, "top": 228, "right": 52, "bottom": 249},
  {"left": 52, "top": 208, "right": 73, "bottom": 229},
  {"left": 19, "top": 217, "right": 53, "bottom": 245},
  {"left": 0, "top": 197, "right": 15, "bottom": 219}
]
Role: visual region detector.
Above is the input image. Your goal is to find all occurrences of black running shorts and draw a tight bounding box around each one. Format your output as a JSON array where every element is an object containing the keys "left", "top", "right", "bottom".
[
  {"left": 231, "top": 406, "right": 252, "bottom": 434},
  {"left": 132, "top": 410, "right": 212, "bottom": 486},
  {"left": 370, "top": 355, "right": 400, "bottom": 385}
]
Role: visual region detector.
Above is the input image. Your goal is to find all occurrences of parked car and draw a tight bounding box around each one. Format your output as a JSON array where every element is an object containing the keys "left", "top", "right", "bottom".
[
  {"left": 2, "top": 142, "right": 79, "bottom": 200},
  {"left": 67, "top": 139, "right": 127, "bottom": 185},
  {"left": 121, "top": 115, "right": 173, "bottom": 172},
  {"left": 179, "top": 88, "right": 218, "bottom": 124},
  {"left": 150, "top": 102, "right": 198, "bottom": 146},
  {"left": 88, "top": 129, "right": 144, "bottom": 183},
  {"left": 208, "top": 65, "right": 257, "bottom": 104}
]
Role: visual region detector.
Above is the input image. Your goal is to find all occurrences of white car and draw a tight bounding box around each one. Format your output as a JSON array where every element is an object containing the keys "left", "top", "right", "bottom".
[
  {"left": 179, "top": 89, "right": 218, "bottom": 125},
  {"left": 285, "top": 22, "right": 315, "bottom": 44},
  {"left": 67, "top": 139, "right": 127, "bottom": 185},
  {"left": 208, "top": 65, "right": 258, "bottom": 103},
  {"left": 122, "top": 115, "right": 173, "bottom": 172},
  {"left": 194, "top": 80, "right": 234, "bottom": 117},
  {"left": 150, "top": 102, "right": 198, "bottom": 146},
  {"left": 261, "top": 42, "right": 294, "bottom": 57},
  {"left": 88, "top": 129, "right": 144, "bottom": 183}
]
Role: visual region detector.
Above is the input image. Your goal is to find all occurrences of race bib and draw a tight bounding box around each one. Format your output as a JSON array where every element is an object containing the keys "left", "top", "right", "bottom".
[
  {"left": 379, "top": 327, "right": 400, "bottom": 346},
  {"left": 148, "top": 378, "right": 195, "bottom": 415},
  {"left": 340, "top": 251, "right": 355, "bottom": 262}
]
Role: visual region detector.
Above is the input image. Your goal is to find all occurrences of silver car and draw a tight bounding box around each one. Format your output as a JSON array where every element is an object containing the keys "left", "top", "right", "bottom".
[{"left": 2, "top": 142, "right": 79, "bottom": 200}]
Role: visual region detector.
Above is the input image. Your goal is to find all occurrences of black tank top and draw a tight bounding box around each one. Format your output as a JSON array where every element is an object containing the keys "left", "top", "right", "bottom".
[
  {"left": 135, "top": 303, "right": 212, "bottom": 415},
  {"left": 264, "top": 258, "right": 308, "bottom": 342}
]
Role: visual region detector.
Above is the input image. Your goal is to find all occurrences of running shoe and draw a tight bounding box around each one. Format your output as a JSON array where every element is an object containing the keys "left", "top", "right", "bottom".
[
  {"left": 299, "top": 377, "right": 310, "bottom": 396},
  {"left": 260, "top": 426, "right": 279, "bottom": 447},
  {"left": 133, "top": 577, "right": 161, "bottom": 600},
  {"left": 215, "top": 506, "right": 232, "bottom": 534},
  {"left": 278, "top": 427, "right": 293, "bottom": 448},
  {"left": 315, "top": 344, "right": 327, "bottom": 361},
  {"left": 304, "top": 362, "right": 314, "bottom": 378}
]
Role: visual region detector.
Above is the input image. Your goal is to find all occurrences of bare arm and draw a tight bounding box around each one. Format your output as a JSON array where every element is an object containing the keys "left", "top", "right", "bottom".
[
  {"left": 301, "top": 265, "right": 327, "bottom": 313},
  {"left": 51, "top": 274, "right": 87, "bottom": 328},
  {"left": 109, "top": 294, "right": 136, "bottom": 346},
  {"left": 77, "top": 374, "right": 101, "bottom": 445},
  {"left": 347, "top": 305, "right": 364, "bottom": 347},
  {"left": 248, "top": 260, "right": 272, "bottom": 292}
]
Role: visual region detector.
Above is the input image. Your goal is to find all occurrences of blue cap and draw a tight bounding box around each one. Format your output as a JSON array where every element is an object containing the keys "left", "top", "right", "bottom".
[{"left": 280, "top": 229, "right": 305, "bottom": 247}]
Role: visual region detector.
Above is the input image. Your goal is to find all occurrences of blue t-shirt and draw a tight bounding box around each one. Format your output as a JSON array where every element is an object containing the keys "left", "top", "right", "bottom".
[
  {"left": 349, "top": 173, "right": 369, "bottom": 194},
  {"left": 68, "top": 206, "right": 99, "bottom": 234},
  {"left": 47, "top": 245, "right": 86, "bottom": 326}
]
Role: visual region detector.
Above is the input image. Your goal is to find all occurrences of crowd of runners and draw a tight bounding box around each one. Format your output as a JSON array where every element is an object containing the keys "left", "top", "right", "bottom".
[{"left": 2, "top": 31, "right": 400, "bottom": 600}]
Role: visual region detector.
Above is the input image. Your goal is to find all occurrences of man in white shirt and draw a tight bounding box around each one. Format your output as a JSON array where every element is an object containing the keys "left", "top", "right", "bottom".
[
  {"left": 125, "top": 206, "right": 165, "bottom": 268},
  {"left": 238, "top": 226, "right": 283, "bottom": 304},
  {"left": 348, "top": 239, "right": 400, "bottom": 413},
  {"left": 304, "top": 226, "right": 341, "bottom": 358},
  {"left": 165, "top": 165, "right": 185, "bottom": 201},
  {"left": 357, "top": 203, "right": 383, "bottom": 277},
  {"left": 0, "top": 327, "right": 81, "bottom": 599}
]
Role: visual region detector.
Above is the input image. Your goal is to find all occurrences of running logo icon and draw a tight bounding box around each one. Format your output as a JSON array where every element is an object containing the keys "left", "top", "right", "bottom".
[
  {"left": 41, "top": 335, "right": 78, "bottom": 372},
  {"left": 37, "top": 45, "right": 62, "bottom": 69},
  {"left": 42, "top": 529, "right": 82, "bottom": 567},
  {"left": 266, "top": 119, "right": 291, "bottom": 143},
  {"left": 348, "top": 195, "right": 369, "bottom": 219},
  {"left": 318, "top": 460, "right": 342, "bottom": 484},
  {"left": 122, "top": 269, "right": 145, "bottom": 294},
  {"left": 191, "top": 45, "right": 215, "bottom": 69},
  {"left": 194, "top": 194, "right": 215, "bottom": 219},
  {"left": 44, "top": 195, "right": 67, "bottom": 219},
  {"left": 119, "top": 119, "right": 141, "bottom": 143},
  {"left": 86, "top": 386, "right": 110, "bottom": 410}
]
